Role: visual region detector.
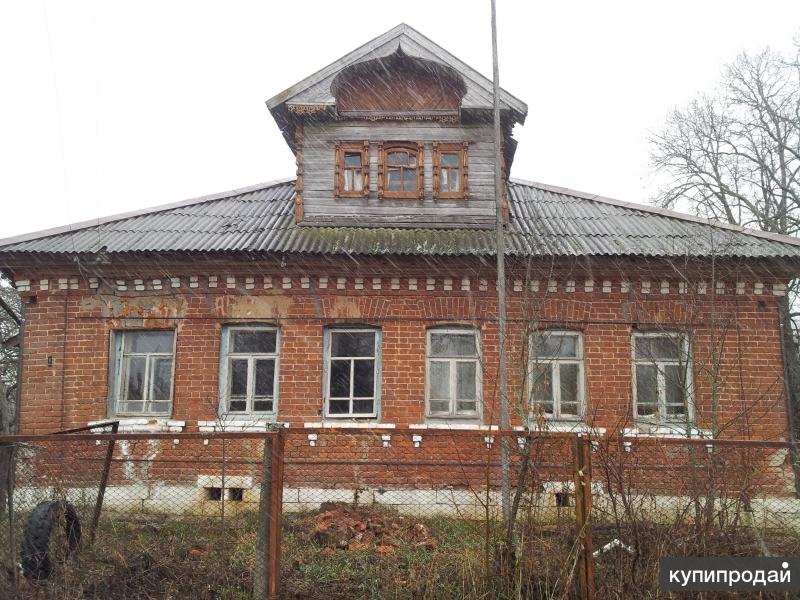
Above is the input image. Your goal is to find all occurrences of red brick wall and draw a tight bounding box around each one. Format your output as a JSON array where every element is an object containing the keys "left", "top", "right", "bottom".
[{"left": 9, "top": 255, "right": 792, "bottom": 442}]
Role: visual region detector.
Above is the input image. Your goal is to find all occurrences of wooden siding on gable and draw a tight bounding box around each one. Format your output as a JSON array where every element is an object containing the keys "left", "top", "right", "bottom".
[
  {"left": 337, "top": 67, "right": 462, "bottom": 116},
  {"left": 300, "top": 121, "right": 497, "bottom": 229}
]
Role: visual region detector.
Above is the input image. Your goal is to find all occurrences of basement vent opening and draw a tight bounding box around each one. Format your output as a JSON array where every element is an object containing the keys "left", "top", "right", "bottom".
[
  {"left": 555, "top": 492, "right": 572, "bottom": 507},
  {"left": 205, "top": 486, "right": 244, "bottom": 502}
]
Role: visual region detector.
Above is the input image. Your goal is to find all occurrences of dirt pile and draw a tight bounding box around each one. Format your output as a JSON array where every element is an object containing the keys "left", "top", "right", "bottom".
[{"left": 292, "top": 502, "right": 438, "bottom": 555}]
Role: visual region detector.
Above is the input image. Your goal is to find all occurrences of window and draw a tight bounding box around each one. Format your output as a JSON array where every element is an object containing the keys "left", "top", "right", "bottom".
[
  {"left": 325, "top": 328, "right": 380, "bottom": 417},
  {"left": 379, "top": 143, "right": 423, "bottom": 199},
  {"left": 111, "top": 330, "right": 175, "bottom": 415},
  {"left": 530, "top": 331, "right": 584, "bottom": 419},
  {"left": 335, "top": 142, "right": 369, "bottom": 198},
  {"left": 632, "top": 332, "right": 692, "bottom": 422},
  {"left": 220, "top": 326, "right": 279, "bottom": 415},
  {"left": 433, "top": 143, "right": 469, "bottom": 198},
  {"left": 426, "top": 328, "right": 481, "bottom": 418}
]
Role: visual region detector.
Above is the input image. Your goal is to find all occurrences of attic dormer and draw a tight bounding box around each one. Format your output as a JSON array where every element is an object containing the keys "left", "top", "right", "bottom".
[{"left": 266, "top": 24, "right": 527, "bottom": 229}]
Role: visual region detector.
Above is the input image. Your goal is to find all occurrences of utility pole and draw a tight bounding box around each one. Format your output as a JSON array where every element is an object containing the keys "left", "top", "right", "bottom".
[{"left": 491, "top": 0, "right": 511, "bottom": 522}]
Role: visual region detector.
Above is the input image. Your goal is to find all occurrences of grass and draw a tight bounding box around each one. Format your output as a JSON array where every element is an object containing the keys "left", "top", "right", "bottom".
[{"left": 1, "top": 502, "right": 799, "bottom": 599}]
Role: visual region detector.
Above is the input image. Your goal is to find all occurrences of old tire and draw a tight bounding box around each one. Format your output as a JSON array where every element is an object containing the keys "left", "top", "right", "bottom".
[{"left": 21, "top": 500, "right": 82, "bottom": 579}]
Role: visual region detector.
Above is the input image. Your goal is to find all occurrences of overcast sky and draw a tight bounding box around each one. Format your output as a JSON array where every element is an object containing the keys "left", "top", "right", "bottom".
[{"left": 1, "top": 0, "right": 799, "bottom": 239}]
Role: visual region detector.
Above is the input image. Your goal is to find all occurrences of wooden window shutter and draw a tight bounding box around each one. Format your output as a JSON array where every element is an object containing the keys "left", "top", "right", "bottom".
[{"left": 334, "top": 142, "right": 342, "bottom": 198}]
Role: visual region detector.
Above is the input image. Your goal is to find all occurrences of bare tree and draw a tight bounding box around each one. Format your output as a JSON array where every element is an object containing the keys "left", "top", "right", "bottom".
[{"left": 651, "top": 41, "right": 799, "bottom": 235}]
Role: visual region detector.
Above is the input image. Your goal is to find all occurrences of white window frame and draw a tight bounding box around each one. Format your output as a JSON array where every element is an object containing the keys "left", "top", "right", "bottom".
[
  {"left": 631, "top": 331, "right": 694, "bottom": 425},
  {"left": 425, "top": 327, "right": 482, "bottom": 419},
  {"left": 324, "top": 327, "right": 381, "bottom": 418},
  {"left": 219, "top": 325, "right": 280, "bottom": 417},
  {"left": 110, "top": 330, "right": 176, "bottom": 417},
  {"left": 529, "top": 330, "right": 585, "bottom": 420}
]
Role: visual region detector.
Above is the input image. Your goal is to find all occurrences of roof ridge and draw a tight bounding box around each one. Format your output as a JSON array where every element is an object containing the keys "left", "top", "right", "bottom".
[
  {"left": 509, "top": 178, "right": 800, "bottom": 248},
  {"left": 0, "top": 177, "right": 295, "bottom": 248}
]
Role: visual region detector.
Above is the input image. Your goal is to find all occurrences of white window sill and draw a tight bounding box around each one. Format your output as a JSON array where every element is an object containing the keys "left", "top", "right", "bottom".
[
  {"left": 410, "top": 423, "right": 498, "bottom": 431},
  {"left": 622, "top": 425, "right": 711, "bottom": 438},
  {"left": 303, "top": 422, "right": 396, "bottom": 429},
  {"left": 90, "top": 419, "right": 186, "bottom": 433},
  {"left": 517, "top": 422, "right": 606, "bottom": 434},
  {"left": 198, "top": 419, "right": 287, "bottom": 433}
]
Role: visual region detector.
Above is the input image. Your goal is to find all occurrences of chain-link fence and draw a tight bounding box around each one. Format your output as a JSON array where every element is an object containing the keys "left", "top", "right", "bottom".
[{"left": 1, "top": 427, "right": 799, "bottom": 599}]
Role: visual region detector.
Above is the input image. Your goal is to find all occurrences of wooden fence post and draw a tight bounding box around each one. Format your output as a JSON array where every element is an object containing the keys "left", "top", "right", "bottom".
[
  {"left": 574, "top": 435, "right": 595, "bottom": 600},
  {"left": 254, "top": 429, "right": 285, "bottom": 599}
]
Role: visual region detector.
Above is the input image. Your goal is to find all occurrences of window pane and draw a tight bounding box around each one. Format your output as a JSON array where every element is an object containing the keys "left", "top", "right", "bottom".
[
  {"left": 344, "top": 153, "right": 361, "bottom": 168},
  {"left": 230, "top": 359, "right": 248, "bottom": 398},
  {"left": 635, "top": 335, "right": 680, "bottom": 361},
  {"left": 148, "top": 401, "right": 170, "bottom": 414},
  {"left": 664, "top": 364, "right": 686, "bottom": 414},
  {"left": 559, "top": 363, "right": 579, "bottom": 412},
  {"left": 352, "top": 171, "right": 362, "bottom": 192},
  {"left": 531, "top": 364, "right": 553, "bottom": 403},
  {"left": 387, "top": 168, "right": 401, "bottom": 191},
  {"left": 429, "top": 399, "right": 449, "bottom": 413},
  {"left": 635, "top": 364, "right": 658, "bottom": 415},
  {"left": 344, "top": 169, "right": 354, "bottom": 191},
  {"left": 387, "top": 151, "right": 407, "bottom": 167},
  {"left": 149, "top": 357, "right": 173, "bottom": 401},
  {"left": 352, "top": 399, "right": 374, "bottom": 414},
  {"left": 560, "top": 402, "right": 579, "bottom": 416},
  {"left": 328, "top": 399, "right": 349, "bottom": 415},
  {"left": 123, "top": 356, "right": 146, "bottom": 400},
  {"left": 125, "top": 331, "right": 173, "bottom": 354},
  {"left": 229, "top": 400, "right": 246, "bottom": 412},
  {"left": 441, "top": 153, "right": 459, "bottom": 167},
  {"left": 352, "top": 360, "right": 375, "bottom": 397},
  {"left": 534, "top": 334, "right": 577, "bottom": 358},
  {"left": 253, "top": 399, "right": 273, "bottom": 412},
  {"left": 429, "top": 361, "right": 450, "bottom": 400},
  {"left": 331, "top": 331, "right": 375, "bottom": 357},
  {"left": 430, "top": 332, "right": 477, "bottom": 357},
  {"left": 456, "top": 400, "right": 476, "bottom": 413},
  {"left": 456, "top": 361, "right": 477, "bottom": 400},
  {"left": 254, "top": 359, "right": 275, "bottom": 398},
  {"left": 449, "top": 169, "right": 460, "bottom": 192},
  {"left": 403, "top": 167, "right": 416, "bottom": 190},
  {"left": 441, "top": 169, "right": 449, "bottom": 189},
  {"left": 329, "top": 360, "right": 351, "bottom": 398},
  {"left": 232, "top": 330, "right": 276, "bottom": 354}
]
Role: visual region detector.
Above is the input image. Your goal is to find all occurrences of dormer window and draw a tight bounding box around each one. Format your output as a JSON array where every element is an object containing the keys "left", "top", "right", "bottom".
[
  {"left": 379, "top": 143, "right": 424, "bottom": 199},
  {"left": 433, "top": 143, "right": 469, "bottom": 199},
  {"left": 335, "top": 142, "right": 369, "bottom": 198}
]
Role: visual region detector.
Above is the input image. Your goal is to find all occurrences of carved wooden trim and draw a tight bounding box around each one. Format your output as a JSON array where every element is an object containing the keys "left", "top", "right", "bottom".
[
  {"left": 417, "top": 142, "right": 424, "bottom": 200},
  {"left": 377, "top": 143, "right": 385, "bottom": 199},
  {"left": 287, "top": 104, "right": 328, "bottom": 115},
  {"left": 362, "top": 140, "right": 370, "bottom": 199},
  {"left": 381, "top": 142, "right": 423, "bottom": 200},
  {"left": 432, "top": 142, "right": 440, "bottom": 199},
  {"left": 295, "top": 123, "right": 304, "bottom": 222},
  {"left": 432, "top": 142, "right": 469, "bottom": 200},
  {"left": 334, "top": 141, "right": 370, "bottom": 199}
]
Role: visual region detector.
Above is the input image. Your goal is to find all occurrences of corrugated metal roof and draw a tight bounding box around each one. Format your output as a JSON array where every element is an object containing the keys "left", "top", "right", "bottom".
[{"left": 2, "top": 178, "right": 800, "bottom": 260}]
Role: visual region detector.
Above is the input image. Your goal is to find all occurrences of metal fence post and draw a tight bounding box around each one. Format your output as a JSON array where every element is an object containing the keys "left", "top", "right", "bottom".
[
  {"left": 255, "top": 429, "right": 284, "bottom": 599},
  {"left": 574, "top": 434, "right": 595, "bottom": 600},
  {"left": 90, "top": 421, "right": 118, "bottom": 544}
]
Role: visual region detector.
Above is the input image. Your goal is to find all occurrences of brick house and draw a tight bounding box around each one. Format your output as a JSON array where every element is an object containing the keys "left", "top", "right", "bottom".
[{"left": 2, "top": 25, "right": 800, "bottom": 502}]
